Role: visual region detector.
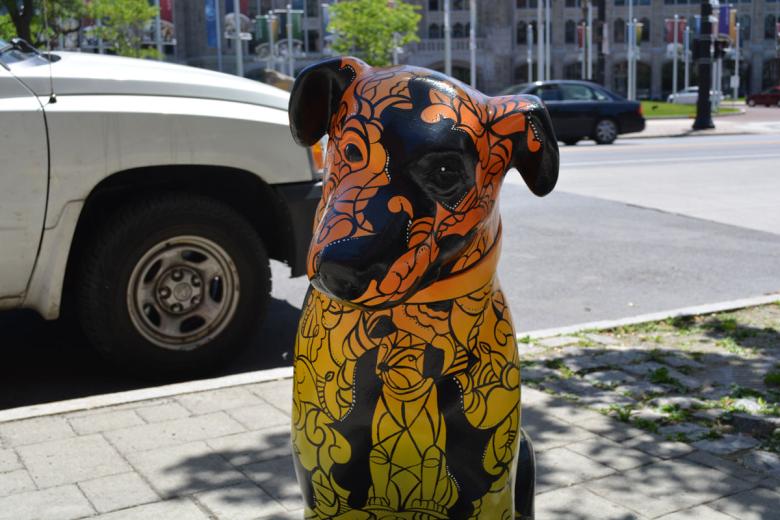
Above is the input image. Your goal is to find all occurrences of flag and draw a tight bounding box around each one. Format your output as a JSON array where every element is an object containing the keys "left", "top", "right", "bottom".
[
  {"left": 718, "top": 5, "right": 730, "bottom": 37},
  {"left": 729, "top": 9, "right": 737, "bottom": 42},
  {"left": 577, "top": 23, "right": 585, "bottom": 49},
  {"left": 665, "top": 18, "right": 685, "bottom": 44},
  {"left": 635, "top": 22, "right": 643, "bottom": 46}
]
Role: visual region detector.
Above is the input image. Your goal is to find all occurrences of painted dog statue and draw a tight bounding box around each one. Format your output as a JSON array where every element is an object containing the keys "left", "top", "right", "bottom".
[{"left": 288, "top": 57, "right": 559, "bottom": 520}]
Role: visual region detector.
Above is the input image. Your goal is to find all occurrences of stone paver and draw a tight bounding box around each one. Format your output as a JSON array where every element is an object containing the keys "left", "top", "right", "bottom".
[
  {"left": 194, "top": 481, "right": 287, "bottom": 519},
  {"left": 91, "top": 497, "right": 210, "bottom": 519},
  {"left": 584, "top": 458, "right": 755, "bottom": 518},
  {"left": 567, "top": 436, "right": 656, "bottom": 472},
  {"left": 656, "top": 505, "right": 735, "bottom": 519},
  {"left": 227, "top": 403, "right": 290, "bottom": 431},
  {"left": 67, "top": 409, "right": 145, "bottom": 435},
  {"left": 536, "top": 335, "right": 581, "bottom": 348},
  {"left": 243, "top": 455, "right": 305, "bottom": 512},
  {"left": 127, "top": 441, "right": 248, "bottom": 498},
  {"left": 133, "top": 402, "right": 192, "bottom": 423},
  {"left": 0, "top": 484, "right": 94, "bottom": 520},
  {"left": 0, "top": 416, "right": 74, "bottom": 447},
  {"left": 0, "top": 448, "right": 21, "bottom": 472},
  {"left": 740, "top": 450, "right": 780, "bottom": 478},
  {"left": 708, "top": 486, "right": 780, "bottom": 520},
  {"left": 692, "top": 434, "right": 760, "bottom": 455},
  {"left": 105, "top": 412, "right": 245, "bottom": 453},
  {"left": 18, "top": 434, "right": 130, "bottom": 488},
  {"left": 246, "top": 379, "right": 293, "bottom": 416},
  {"left": 177, "top": 387, "right": 262, "bottom": 415},
  {"left": 79, "top": 472, "right": 159, "bottom": 513},
  {"left": 206, "top": 424, "right": 292, "bottom": 467},
  {"left": 623, "top": 432, "right": 696, "bottom": 460},
  {"left": 536, "top": 485, "right": 641, "bottom": 519},
  {"left": 0, "top": 469, "right": 35, "bottom": 497},
  {"left": 536, "top": 446, "right": 615, "bottom": 493}
]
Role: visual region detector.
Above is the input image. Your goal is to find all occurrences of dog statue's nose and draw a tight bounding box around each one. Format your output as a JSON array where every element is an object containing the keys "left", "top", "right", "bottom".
[{"left": 313, "top": 258, "right": 370, "bottom": 301}]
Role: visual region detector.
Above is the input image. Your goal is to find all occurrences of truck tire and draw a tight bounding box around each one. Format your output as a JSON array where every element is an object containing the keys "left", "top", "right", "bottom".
[{"left": 76, "top": 194, "right": 271, "bottom": 379}]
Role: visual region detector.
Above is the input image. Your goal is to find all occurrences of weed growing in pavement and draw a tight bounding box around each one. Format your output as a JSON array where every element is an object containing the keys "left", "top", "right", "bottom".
[
  {"left": 605, "top": 404, "right": 634, "bottom": 422},
  {"left": 729, "top": 384, "right": 766, "bottom": 401},
  {"left": 665, "top": 432, "right": 690, "bottom": 443},
  {"left": 518, "top": 335, "right": 532, "bottom": 344},
  {"left": 632, "top": 417, "right": 660, "bottom": 433},
  {"left": 764, "top": 369, "right": 780, "bottom": 388},
  {"left": 715, "top": 337, "right": 751, "bottom": 356},
  {"left": 660, "top": 404, "right": 690, "bottom": 423},
  {"left": 544, "top": 359, "right": 564, "bottom": 370},
  {"left": 669, "top": 315, "right": 695, "bottom": 334},
  {"left": 648, "top": 367, "right": 683, "bottom": 390},
  {"left": 647, "top": 349, "right": 667, "bottom": 364},
  {"left": 703, "top": 429, "right": 723, "bottom": 440}
]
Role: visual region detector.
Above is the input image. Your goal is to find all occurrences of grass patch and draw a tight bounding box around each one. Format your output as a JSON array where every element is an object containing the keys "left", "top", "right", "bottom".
[
  {"left": 660, "top": 404, "right": 690, "bottom": 423},
  {"left": 641, "top": 101, "right": 739, "bottom": 118},
  {"left": 649, "top": 367, "right": 676, "bottom": 385},
  {"left": 606, "top": 404, "right": 634, "bottom": 422},
  {"left": 715, "top": 337, "right": 751, "bottom": 356},
  {"left": 518, "top": 335, "right": 532, "bottom": 344}
]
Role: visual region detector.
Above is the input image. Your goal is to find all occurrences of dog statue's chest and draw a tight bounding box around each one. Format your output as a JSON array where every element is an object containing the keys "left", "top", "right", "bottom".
[{"left": 291, "top": 280, "right": 521, "bottom": 519}]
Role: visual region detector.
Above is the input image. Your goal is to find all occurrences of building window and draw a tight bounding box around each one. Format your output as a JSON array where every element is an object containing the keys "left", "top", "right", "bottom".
[
  {"left": 739, "top": 14, "right": 751, "bottom": 41},
  {"left": 565, "top": 0, "right": 580, "bottom": 7},
  {"left": 640, "top": 17, "right": 650, "bottom": 43},
  {"left": 429, "top": 0, "right": 439, "bottom": 11},
  {"left": 765, "top": 15, "right": 777, "bottom": 40},
  {"left": 306, "top": 0, "right": 318, "bottom": 18},
  {"left": 529, "top": 20, "right": 538, "bottom": 44},
  {"left": 517, "top": 21, "right": 527, "bottom": 44},
  {"left": 516, "top": 0, "right": 538, "bottom": 8},
  {"left": 565, "top": 20, "right": 576, "bottom": 44},
  {"left": 453, "top": 23, "right": 464, "bottom": 38},
  {"left": 453, "top": 0, "right": 465, "bottom": 10},
  {"left": 429, "top": 23, "right": 441, "bottom": 39},
  {"left": 614, "top": 18, "right": 625, "bottom": 44}
]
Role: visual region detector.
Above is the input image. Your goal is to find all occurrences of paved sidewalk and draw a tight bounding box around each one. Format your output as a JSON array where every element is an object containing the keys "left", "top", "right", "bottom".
[
  {"left": 625, "top": 116, "right": 766, "bottom": 139},
  {"left": 1, "top": 373, "right": 778, "bottom": 519}
]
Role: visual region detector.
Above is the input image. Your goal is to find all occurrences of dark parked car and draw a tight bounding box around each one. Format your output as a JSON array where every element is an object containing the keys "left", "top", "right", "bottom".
[
  {"left": 500, "top": 80, "right": 645, "bottom": 145},
  {"left": 747, "top": 86, "right": 780, "bottom": 107}
]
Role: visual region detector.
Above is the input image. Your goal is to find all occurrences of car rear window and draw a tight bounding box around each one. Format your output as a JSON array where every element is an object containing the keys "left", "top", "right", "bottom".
[
  {"left": 530, "top": 84, "right": 562, "bottom": 102},
  {"left": 560, "top": 84, "right": 595, "bottom": 101}
]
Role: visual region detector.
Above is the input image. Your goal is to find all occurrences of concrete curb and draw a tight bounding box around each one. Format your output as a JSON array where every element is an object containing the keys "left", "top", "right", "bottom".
[
  {"left": 2, "top": 293, "right": 777, "bottom": 424},
  {"left": 518, "top": 292, "right": 780, "bottom": 339},
  {"left": 0, "top": 366, "right": 293, "bottom": 424}
]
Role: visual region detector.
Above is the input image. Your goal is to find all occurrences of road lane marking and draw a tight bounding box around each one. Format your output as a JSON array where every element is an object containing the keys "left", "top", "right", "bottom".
[{"left": 562, "top": 153, "right": 780, "bottom": 167}]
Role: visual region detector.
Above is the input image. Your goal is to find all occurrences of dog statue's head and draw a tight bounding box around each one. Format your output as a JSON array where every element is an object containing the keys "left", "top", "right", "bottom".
[{"left": 290, "top": 57, "right": 558, "bottom": 309}]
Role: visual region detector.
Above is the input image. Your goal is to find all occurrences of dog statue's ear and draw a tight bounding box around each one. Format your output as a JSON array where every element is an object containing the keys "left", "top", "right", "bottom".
[
  {"left": 288, "top": 56, "right": 368, "bottom": 146},
  {"left": 490, "top": 95, "right": 559, "bottom": 197}
]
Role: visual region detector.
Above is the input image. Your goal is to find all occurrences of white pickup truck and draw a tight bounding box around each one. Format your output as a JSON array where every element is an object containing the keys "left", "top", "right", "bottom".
[{"left": 0, "top": 38, "right": 321, "bottom": 377}]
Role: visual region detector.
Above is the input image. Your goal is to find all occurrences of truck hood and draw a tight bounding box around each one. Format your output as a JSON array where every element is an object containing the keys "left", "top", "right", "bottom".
[{"left": 11, "top": 52, "right": 290, "bottom": 111}]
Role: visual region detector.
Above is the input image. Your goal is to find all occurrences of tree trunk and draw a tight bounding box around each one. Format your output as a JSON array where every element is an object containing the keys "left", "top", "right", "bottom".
[{"left": 5, "top": 0, "right": 35, "bottom": 43}]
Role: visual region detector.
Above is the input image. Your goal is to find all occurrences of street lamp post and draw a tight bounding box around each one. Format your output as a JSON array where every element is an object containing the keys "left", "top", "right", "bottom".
[
  {"left": 627, "top": 0, "right": 633, "bottom": 100},
  {"left": 286, "top": 3, "right": 294, "bottom": 77},
  {"left": 586, "top": 1, "right": 593, "bottom": 80},
  {"left": 233, "top": 0, "right": 243, "bottom": 77},
  {"left": 684, "top": 24, "right": 690, "bottom": 89},
  {"left": 536, "top": 0, "right": 544, "bottom": 81},
  {"left": 154, "top": 0, "right": 163, "bottom": 60},
  {"left": 545, "top": 0, "right": 551, "bottom": 80},
  {"left": 693, "top": 0, "right": 715, "bottom": 130},
  {"left": 734, "top": 21, "right": 740, "bottom": 100},
  {"left": 673, "top": 14, "right": 679, "bottom": 98},
  {"left": 527, "top": 28, "right": 533, "bottom": 83}
]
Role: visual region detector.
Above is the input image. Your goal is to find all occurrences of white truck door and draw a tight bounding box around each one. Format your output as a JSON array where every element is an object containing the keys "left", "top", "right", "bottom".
[{"left": 0, "top": 66, "right": 48, "bottom": 299}]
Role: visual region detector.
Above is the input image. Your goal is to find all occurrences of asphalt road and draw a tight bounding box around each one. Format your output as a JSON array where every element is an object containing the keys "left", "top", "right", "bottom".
[{"left": 3, "top": 132, "right": 780, "bottom": 409}]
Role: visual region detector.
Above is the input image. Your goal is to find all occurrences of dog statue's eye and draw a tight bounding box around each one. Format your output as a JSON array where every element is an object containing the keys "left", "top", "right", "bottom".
[
  {"left": 344, "top": 143, "right": 363, "bottom": 163},
  {"left": 426, "top": 165, "right": 462, "bottom": 194}
]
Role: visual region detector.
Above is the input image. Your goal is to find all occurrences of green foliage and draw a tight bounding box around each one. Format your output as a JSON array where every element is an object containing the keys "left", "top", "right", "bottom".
[
  {"left": 632, "top": 417, "right": 659, "bottom": 433},
  {"left": 328, "top": 0, "right": 420, "bottom": 67},
  {"left": 1, "top": 0, "right": 85, "bottom": 46},
  {"left": 87, "top": 0, "right": 159, "bottom": 58},
  {"left": 765, "top": 370, "right": 780, "bottom": 388}
]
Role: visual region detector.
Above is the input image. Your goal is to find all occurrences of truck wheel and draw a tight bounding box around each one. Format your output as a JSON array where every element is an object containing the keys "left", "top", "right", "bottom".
[{"left": 76, "top": 194, "right": 270, "bottom": 379}]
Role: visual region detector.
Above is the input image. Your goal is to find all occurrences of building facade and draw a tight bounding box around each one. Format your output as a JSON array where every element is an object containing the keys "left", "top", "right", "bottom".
[{"left": 172, "top": 0, "right": 780, "bottom": 98}]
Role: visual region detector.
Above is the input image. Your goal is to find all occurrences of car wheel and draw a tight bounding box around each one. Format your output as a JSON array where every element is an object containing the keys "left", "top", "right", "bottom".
[
  {"left": 593, "top": 119, "right": 618, "bottom": 145},
  {"left": 777, "top": 100, "right": 780, "bottom": 108},
  {"left": 76, "top": 194, "right": 271, "bottom": 379},
  {"left": 562, "top": 138, "right": 580, "bottom": 146},
  {"left": 747, "top": 99, "right": 756, "bottom": 107}
]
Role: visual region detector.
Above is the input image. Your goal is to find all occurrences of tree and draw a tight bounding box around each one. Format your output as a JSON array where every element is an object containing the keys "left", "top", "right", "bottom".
[
  {"left": 87, "top": 0, "right": 159, "bottom": 58},
  {"left": 328, "top": 0, "right": 421, "bottom": 67},
  {"left": 1, "top": 0, "right": 86, "bottom": 46}
]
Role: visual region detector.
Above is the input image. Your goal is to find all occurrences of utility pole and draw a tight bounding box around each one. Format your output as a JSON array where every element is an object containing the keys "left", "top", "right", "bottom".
[
  {"left": 586, "top": 1, "right": 593, "bottom": 80},
  {"left": 693, "top": 0, "right": 715, "bottom": 130},
  {"left": 545, "top": 0, "right": 551, "bottom": 80},
  {"left": 469, "top": 0, "right": 476, "bottom": 87},
  {"left": 580, "top": 22, "right": 586, "bottom": 79},
  {"left": 733, "top": 21, "right": 740, "bottom": 99},
  {"left": 444, "top": 0, "right": 452, "bottom": 76},
  {"left": 536, "top": 0, "right": 544, "bottom": 81},
  {"left": 267, "top": 13, "right": 275, "bottom": 72},
  {"left": 527, "top": 27, "right": 533, "bottom": 82},
  {"left": 286, "top": 3, "right": 294, "bottom": 77},
  {"left": 627, "top": 0, "right": 634, "bottom": 100},
  {"left": 233, "top": 0, "right": 243, "bottom": 76},
  {"left": 673, "top": 14, "right": 679, "bottom": 97},
  {"left": 154, "top": 0, "right": 163, "bottom": 60},
  {"left": 684, "top": 24, "right": 690, "bottom": 89}
]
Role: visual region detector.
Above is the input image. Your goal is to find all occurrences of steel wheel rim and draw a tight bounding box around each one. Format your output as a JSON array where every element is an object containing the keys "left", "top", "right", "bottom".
[
  {"left": 127, "top": 235, "right": 240, "bottom": 351},
  {"left": 596, "top": 120, "right": 617, "bottom": 143}
]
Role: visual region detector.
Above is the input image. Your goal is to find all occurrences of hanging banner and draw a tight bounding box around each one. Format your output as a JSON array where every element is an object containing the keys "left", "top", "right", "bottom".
[
  {"left": 159, "top": 0, "right": 175, "bottom": 44},
  {"left": 205, "top": 0, "right": 218, "bottom": 48},
  {"left": 718, "top": 5, "right": 730, "bottom": 38},
  {"left": 635, "top": 22, "right": 643, "bottom": 46},
  {"left": 728, "top": 9, "right": 737, "bottom": 42},
  {"left": 665, "top": 18, "right": 686, "bottom": 44},
  {"left": 577, "top": 23, "right": 585, "bottom": 49}
]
